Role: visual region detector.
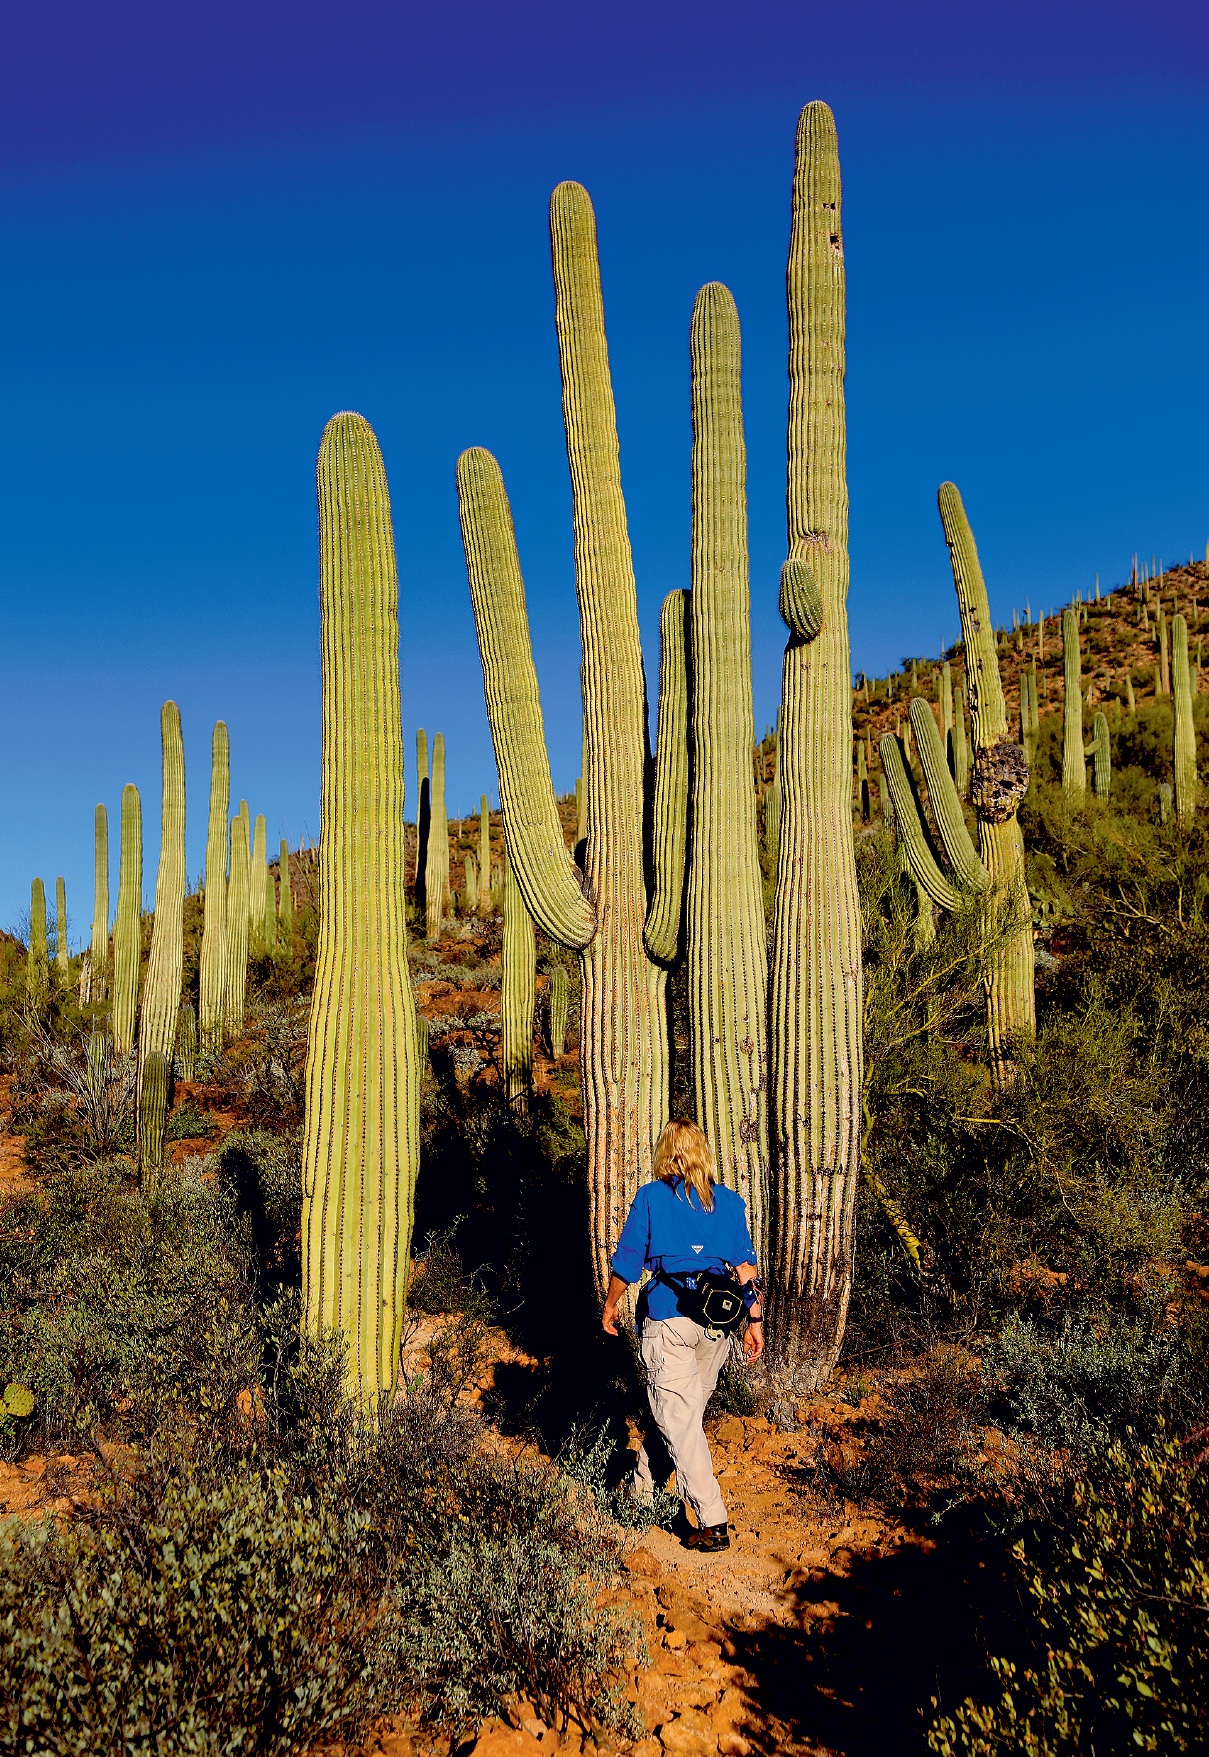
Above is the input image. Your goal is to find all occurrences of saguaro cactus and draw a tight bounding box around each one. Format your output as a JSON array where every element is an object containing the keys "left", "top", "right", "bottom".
[
  {"left": 249, "top": 815, "right": 268, "bottom": 958},
  {"left": 1173, "top": 613, "right": 1198, "bottom": 818},
  {"left": 478, "top": 794, "right": 492, "bottom": 910},
  {"left": 547, "top": 964, "right": 570, "bottom": 1057},
  {"left": 768, "top": 103, "right": 864, "bottom": 1380},
  {"left": 1062, "top": 608, "right": 1085, "bottom": 799},
  {"left": 198, "top": 723, "right": 230, "bottom": 1053},
  {"left": 54, "top": 877, "right": 69, "bottom": 976},
  {"left": 177, "top": 1000, "right": 198, "bottom": 1081},
  {"left": 684, "top": 282, "right": 768, "bottom": 1242},
  {"left": 302, "top": 411, "right": 420, "bottom": 1401},
  {"left": 424, "top": 733, "right": 450, "bottom": 937},
  {"left": 138, "top": 702, "right": 186, "bottom": 1176},
  {"left": 278, "top": 839, "right": 294, "bottom": 941},
  {"left": 1158, "top": 605, "right": 1171, "bottom": 697},
  {"left": 224, "top": 809, "right": 251, "bottom": 1035},
  {"left": 112, "top": 784, "right": 143, "bottom": 1055},
  {"left": 458, "top": 181, "right": 673, "bottom": 1299},
  {"left": 463, "top": 851, "right": 478, "bottom": 912},
  {"left": 415, "top": 729, "right": 430, "bottom": 912},
  {"left": 1088, "top": 710, "right": 1111, "bottom": 799},
  {"left": 27, "top": 879, "right": 49, "bottom": 1010},
  {"left": 954, "top": 678, "right": 971, "bottom": 797},
  {"left": 938, "top": 483, "right": 1035, "bottom": 1075},
  {"left": 140, "top": 1052, "right": 169, "bottom": 1179},
  {"left": 89, "top": 805, "right": 109, "bottom": 1005},
  {"left": 502, "top": 855, "right": 536, "bottom": 1114},
  {"left": 644, "top": 589, "right": 690, "bottom": 966}
]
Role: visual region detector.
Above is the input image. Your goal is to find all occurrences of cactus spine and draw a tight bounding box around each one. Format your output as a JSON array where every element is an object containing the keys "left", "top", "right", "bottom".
[
  {"left": 502, "top": 855, "right": 536, "bottom": 1114},
  {"left": 54, "top": 877, "right": 68, "bottom": 977},
  {"left": 1173, "top": 613, "right": 1197, "bottom": 817},
  {"left": 302, "top": 411, "right": 421, "bottom": 1401},
  {"left": 424, "top": 733, "right": 449, "bottom": 937},
  {"left": 89, "top": 805, "right": 109, "bottom": 1005},
  {"left": 478, "top": 794, "right": 492, "bottom": 910},
  {"left": 938, "top": 483, "right": 1035, "bottom": 1078},
  {"left": 138, "top": 703, "right": 186, "bottom": 1176},
  {"left": 27, "top": 879, "right": 49, "bottom": 1010},
  {"left": 644, "top": 589, "right": 690, "bottom": 965},
  {"left": 1062, "top": 608, "right": 1085, "bottom": 798},
  {"left": 198, "top": 723, "right": 230, "bottom": 1053},
  {"left": 547, "top": 964, "right": 570, "bottom": 1057},
  {"left": 767, "top": 104, "right": 864, "bottom": 1378},
  {"left": 224, "top": 807, "right": 251, "bottom": 1035},
  {"left": 458, "top": 182, "right": 674, "bottom": 1298},
  {"left": 112, "top": 784, "right": 143, "bottom": 1055},
  {"left": 682, "top": 282, "right": 769, "bottom": 1243}
]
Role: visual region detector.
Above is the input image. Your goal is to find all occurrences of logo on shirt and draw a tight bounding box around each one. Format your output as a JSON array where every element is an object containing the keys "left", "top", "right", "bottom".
[{"left": 692, "top": 1245, "right": 703, "bottom": 1254}]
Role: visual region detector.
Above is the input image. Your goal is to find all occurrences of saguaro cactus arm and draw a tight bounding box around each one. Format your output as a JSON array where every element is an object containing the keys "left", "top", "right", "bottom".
[
  {"left": 139, "top": 702, "right": 187, "bottom": 1176},
  {"left": 644, "top": 587, "right": 690, "bottom": 964},
  {"left": 879, "top": 734, "right": 964, "bottom": 913},
  {"left": 457, "top": 447, "right": 596, "bottom": 949},
  {"left": 907, "top": 699, "right": 989, "bottom": 894}
]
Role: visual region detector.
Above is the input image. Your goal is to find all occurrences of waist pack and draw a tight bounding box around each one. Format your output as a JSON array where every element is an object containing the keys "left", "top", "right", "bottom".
[{"left": 654, "top": 1266, "right": 747, "bottom": 1335}]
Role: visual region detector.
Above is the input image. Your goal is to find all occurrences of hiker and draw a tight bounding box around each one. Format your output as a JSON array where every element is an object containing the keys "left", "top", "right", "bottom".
[{"left": 601, "top": 1119, "right": 764, "bottom": 1552}]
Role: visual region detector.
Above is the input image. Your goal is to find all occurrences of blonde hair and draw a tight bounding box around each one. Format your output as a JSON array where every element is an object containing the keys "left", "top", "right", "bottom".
[{"left": 653, "top": 1119, "right": 716, "bottom": 1212}]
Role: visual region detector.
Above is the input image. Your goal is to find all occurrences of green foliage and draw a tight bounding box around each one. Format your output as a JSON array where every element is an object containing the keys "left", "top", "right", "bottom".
[{"left": 929, "top": 1435, "right": 1209, "bottom": 1755}]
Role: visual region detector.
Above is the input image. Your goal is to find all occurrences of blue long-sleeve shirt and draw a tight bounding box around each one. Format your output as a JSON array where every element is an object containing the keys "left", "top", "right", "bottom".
[{"left": 611, "top": 1177, "right": 757, "bottom": 1322}]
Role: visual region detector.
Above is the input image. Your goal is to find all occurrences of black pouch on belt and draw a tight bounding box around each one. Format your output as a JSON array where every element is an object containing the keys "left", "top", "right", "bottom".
[{"left": 654, "top": 1267, "right": 746, "bottom": 1335}]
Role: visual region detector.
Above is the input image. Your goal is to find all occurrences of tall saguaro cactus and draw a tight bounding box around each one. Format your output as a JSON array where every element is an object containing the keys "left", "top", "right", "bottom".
[
  {"left": 278, "top": 838, "right": 294, "bottom": 941},
  {"left": 424, "top": 732, "right": 449, "bottom": 938},
  {"left": 938, "top": 483, "right": 1035, "bottom": 1078},
  {"left": 27, "top": 879, "right": 49, "bottom": 1010},
  {"left": 1062, "top": 608, "right": 1085, "bottom": 799},
  {"left": 249, "top": 815, "right": 268, "bottom": 958},
  {"left": 90, "top": 805, "right": 109, "bottom": 1005},
  {"left": 685, "top": 282, "right": 768, "bottom": 1245},
  {"left": 138, "top": 703, "right": 187, "bottom": 1176},
  {"left": 54, "top": 877, "right": 69, "bottom": 976},
  {"left": 1173, "top": 613, "right": 1198, "bottom": 818},
  {"left": 112, "top": 784, "right": 143, "bottom": 1055},
  {"left": 458, "top": 182, "right": 672, "bottom": 1299},
  {"left": 502, "top": 855, "right": 536, "bottom": 1114},
  {"left": 198, "top": 723, "right": 230, "bottom": 1053},
  {"left": 224, "top": 809, "right": 251, "bottom": 1035},
  {"left": 768, "top": 103, "right": 864, "bottom": 1380},
  {"left": 302, "top": 411, "right": 420, "bottom": 1401}
]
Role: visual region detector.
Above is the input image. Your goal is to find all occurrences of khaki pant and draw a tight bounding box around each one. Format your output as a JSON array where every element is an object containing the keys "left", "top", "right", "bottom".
[{"left": 633, "top": 1315, "right": 731, "bottom": 1528}]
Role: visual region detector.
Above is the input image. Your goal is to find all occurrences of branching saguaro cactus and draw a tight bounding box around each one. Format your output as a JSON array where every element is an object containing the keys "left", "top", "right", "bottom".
[
  {"left": 424, "top": 733, "right": 449, "bottom": 938},
  {"left": 138, "top": 702, "right": 186, "bottom": 1179},
  {"left": 112, "top": 784, "right": 143, "bottom": 1056},
  {"left": 1062, "top": 608, "right": 1086, "bottom": 799},
  {"left": 502, "top": 855, "right": 536, "bottom": 1114},
  {"left": 938, "top": 482, "right": 1035, "bottom": 1076},
  {"left": 768, "top": 103, "right": 864, "bottom": 1382},
  {"left": 302, "top": 411, "right": 420, "bottom": 1402},
  {"left": 1173, "top": 613, "right": 1198, "bottom": 818},
  {"left": 198, "top": 723, "right": 230, "bottom": 1053},
  {"left": 27, "top": 879, "right": 49, "bottom": 1011},
  {"left": 547, "top": 963, "right": 570, "bottom": 1057},
  {"left": 89, "top": 805, "right": 109, "bottom": 1005},
  {"left": 54, "top": 877, "right": 69, "bottom": 976},
  {"left": 224, "top": 807, "right": 251, "bottom": 1036},
  {"left": 457, "top": 182, "right": 673, "bottom": 1299},
  {"left": 478, "top": 794, "right": 492, "bottom": 910},
  {"left": 685, "top": 282, "right": 769, "bottom": 1247}
]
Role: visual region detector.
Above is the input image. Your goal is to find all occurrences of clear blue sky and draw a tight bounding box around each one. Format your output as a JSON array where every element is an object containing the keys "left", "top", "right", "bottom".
[{"left": 1, "top": 2, "right": 1206, "bottom": 938}]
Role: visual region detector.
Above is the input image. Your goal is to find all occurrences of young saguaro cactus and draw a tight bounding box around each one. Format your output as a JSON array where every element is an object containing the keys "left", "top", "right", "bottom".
[
  {"left": 424, "top": 733, "right": 450, "bottom": 938},
  {"left": 502, "top": 854, "right": 536, "bottom": 1114},
  {"left": 177, "top": 1000, "right": 198, "bottom": 1081},
  {"left": 138, "top": 702, "right": 187, "bottom": 1179},
  {"left": 683, "top": 283, "right": 770, "bottom": 1245},
  {"left": 1173, "top": 613, "right": 1198, "bottom": 818},
  {"left": 249, "top": 814, "right": 268, "bottom": 958},
  {"left": 1088, "top": 710, "right": 1111, "bottom": 800},
  {"left": 112, "top": 784, "right": 143, "bottom": 1056},
  {"left": 302, "top": 411, "right": 421, "bottom": 1402},
  {"left": 478, "top": 794, "right": 492, "bottom": 911},
  {"left": 457, "top": 181, "right": 674, "bottom": 1300},
  {"left": 89, "top": 804, "right": 109, "bottom": 1005},
  {"left": 27, "top": 879, "right": 49, "bottom": 1010},
  {"left": 140, "top": 1051, "right": 169, "bottom": 1180},
  {"left": 54, "top": 877, "right": 69, "bottom": 977},
  {"left": 547, "top": 963, "right": 570, "bottom": 1057},
  {"left": 198, "top": 723, "right": 230, "bottom": 1053},
  {"left": 1062, "top": 608, "right": 1086, "bottom": 799},
  {"left": 277, "top": 838, "right": 294, "bottom": 942},
  {"left": 767, "top": 103, "right": 864, "bottom": 1380}
]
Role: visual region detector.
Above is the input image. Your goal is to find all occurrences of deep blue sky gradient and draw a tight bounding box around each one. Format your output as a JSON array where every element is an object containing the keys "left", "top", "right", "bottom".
[{"left": 2, "top": 2, "right": 1207, "bottom": 936}]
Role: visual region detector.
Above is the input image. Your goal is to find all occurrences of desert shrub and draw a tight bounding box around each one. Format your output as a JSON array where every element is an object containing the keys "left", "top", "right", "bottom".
[
  {"left": 223, "top": 1000, "right": 308, "bottom": 1126},
  {"left": 928, "top": 1433, "right": 1209, "bottom": 1754},
  {"left": 983, "top": 1309, "right": 1185, "bottom": 1453},
  {"left": 0, "top": 1465, "right": 381, "bottom": 1757},
  {"left": 829, "top": 1349, "right": 989, "bottom": 1512},
  {"left": 212, "top": 1128, "right": 303, "bottom": 1294}
]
